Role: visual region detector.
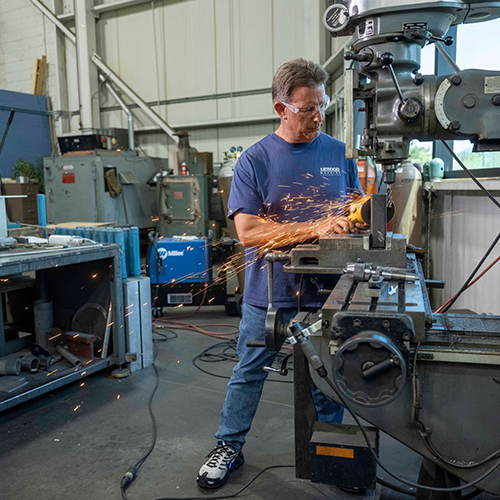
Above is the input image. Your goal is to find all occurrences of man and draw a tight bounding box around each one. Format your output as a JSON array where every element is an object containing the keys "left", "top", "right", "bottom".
[{"left": 197, "top": 58, "right": 364, "bottom": 489}]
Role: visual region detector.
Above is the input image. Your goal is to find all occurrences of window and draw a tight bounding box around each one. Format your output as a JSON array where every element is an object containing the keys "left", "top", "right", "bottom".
[{"left": 452, "top": 18, "right": 500, "bottom": 170}]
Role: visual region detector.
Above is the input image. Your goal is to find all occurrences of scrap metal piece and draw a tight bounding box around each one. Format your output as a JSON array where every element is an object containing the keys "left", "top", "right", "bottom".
[
  {"left": 55, "top": 345, "right": 81, "bottom": 367},
  {"left": 72, "top": 303, "right": 107, "bottom": 357}
]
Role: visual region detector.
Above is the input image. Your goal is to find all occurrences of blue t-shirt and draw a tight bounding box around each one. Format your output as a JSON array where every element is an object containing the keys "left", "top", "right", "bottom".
[{"left": 227, "top": 132, "right": 363, "bottom": 308}]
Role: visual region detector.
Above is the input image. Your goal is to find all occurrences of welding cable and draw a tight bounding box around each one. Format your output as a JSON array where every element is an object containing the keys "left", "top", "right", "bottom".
[
  {"left": 152, "top": 328, "right": 178, "bottom": 342},
  {"left": 122, "top": 465, "right": 296, "bottom": 500},
  {"left": 436, "top": 252, "right": 500, "bottom": 313},
  {"left": 119, "top": 343, "right": 296, "bottom": 500},
  {"left": 322, "top": 374, "right": 500, "bottom": 493},
  {"left": 153, "top": 320, "right": 239, "bottom": 340},
  {"left": 192, "top": 340, "right": 238, "bottom": 380},
  {"left": 440, "top": 141, "right": 500, "bottom": 211},
  {"left": 192, "top": 340, "right": 293, "bottom": 384},
  {"left": 121, "top": 343, "right": 161, "bottom": 499},
  {"left": 436, "top": 230, "right": 500, "bottom": 313}
]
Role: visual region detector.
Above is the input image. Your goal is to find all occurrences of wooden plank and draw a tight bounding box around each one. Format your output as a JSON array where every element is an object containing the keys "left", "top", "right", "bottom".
[
  {"left": 31, "top": 58, "right": 39, "bottom": 95},
  {"left": 35, "top": 56, "right": 47, "bottom": 95}
]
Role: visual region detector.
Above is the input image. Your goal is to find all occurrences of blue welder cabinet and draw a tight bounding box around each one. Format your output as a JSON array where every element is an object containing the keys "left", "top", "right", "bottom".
[
  {"left": 149, "top": 237, "right": 210, "bottom": 288},
  {"left": 148, "top": 235, "right": 240, "bottom": 315}
]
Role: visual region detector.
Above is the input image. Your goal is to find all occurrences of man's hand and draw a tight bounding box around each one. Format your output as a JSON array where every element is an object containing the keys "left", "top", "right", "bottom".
[
  {"left": 354, "top": 222, "right": 370, "bottom": 232},
  {"left": 316, "top": 216, "right": 355, "bottom": 236}
]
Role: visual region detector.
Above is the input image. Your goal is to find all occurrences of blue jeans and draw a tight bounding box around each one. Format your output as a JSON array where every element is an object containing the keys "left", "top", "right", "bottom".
[{"left": 215, "top": 302, "right": 343, "bottom": 451}]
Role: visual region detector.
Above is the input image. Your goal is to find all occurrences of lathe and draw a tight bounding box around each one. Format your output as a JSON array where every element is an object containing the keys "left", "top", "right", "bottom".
[{"left": 262, "top": 1, "right": 500, "bottom": 497}]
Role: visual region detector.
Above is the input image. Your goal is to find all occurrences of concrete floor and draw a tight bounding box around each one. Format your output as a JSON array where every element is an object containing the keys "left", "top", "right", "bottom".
[{"left": 0, "top": 306, "right": 498, "bottom": 500}]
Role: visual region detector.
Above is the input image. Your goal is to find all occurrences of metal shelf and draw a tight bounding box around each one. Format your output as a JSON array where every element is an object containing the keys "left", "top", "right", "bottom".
[{"left": 0, "top": 244, "right": 125, "bottom": 413}]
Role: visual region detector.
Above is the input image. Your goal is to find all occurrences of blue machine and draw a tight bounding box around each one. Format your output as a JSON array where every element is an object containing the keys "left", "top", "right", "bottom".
[
  {"left": 148, "top": 237, "right": 210, "bottom": 285},
  {"left": 147, "top": 233, "right": 240, "bottom": 315}
]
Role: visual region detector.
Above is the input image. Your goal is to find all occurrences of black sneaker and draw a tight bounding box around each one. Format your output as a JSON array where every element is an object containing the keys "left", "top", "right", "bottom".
[{"left": 197, "top": 441, "right": 244, "bottom": 489}]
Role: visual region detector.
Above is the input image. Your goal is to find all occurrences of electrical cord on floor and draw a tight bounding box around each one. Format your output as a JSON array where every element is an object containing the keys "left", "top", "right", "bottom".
[
  {"left": 153, "top": 329, "right": 179, "bottom": 342},
  {"left": 119, "top": 335, "right": 297, "bottom": 500},
  {"left": 192, "top": 340, "right": 293, "bottom": 384},
  {"left": 322, "top": 374, "right": 500, "bottom": 493},
  {"left": 152, "top": 465, "right": 295, "bottom": 500},
  {"left": 121, "top": 343, "right": 161, "bottom": 500}
]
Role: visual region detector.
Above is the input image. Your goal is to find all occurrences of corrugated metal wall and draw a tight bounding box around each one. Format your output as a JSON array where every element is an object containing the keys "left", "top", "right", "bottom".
[
  {"left": 92, "top": 0, "right": 329, "bottom": 163},
  {"left": 0, "top": 0, "right": 344, "bottom": 164},
  {"left": 429, "top": 187, "right": 500, "bottom": 315}
]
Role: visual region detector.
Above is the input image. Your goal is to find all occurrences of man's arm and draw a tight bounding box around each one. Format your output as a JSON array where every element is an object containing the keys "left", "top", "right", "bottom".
[{"left": 234, "top": 212, "right": 355, "bottom": 249}]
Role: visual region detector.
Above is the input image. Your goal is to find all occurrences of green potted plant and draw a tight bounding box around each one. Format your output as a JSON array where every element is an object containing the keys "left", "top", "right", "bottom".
[{"left": 12, "top": 159, "right": 45, "bottom": 193}]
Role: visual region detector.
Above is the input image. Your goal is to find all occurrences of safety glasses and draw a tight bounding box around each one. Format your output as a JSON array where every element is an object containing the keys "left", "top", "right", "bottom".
[{"left": 282, "top": 95, "right": 330, "bottom": 116}]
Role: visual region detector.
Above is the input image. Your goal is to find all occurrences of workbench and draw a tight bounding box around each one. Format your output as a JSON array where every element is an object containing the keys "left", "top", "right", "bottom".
[{"left": 0, "top": 244, "right": 125, "bottom": 412}]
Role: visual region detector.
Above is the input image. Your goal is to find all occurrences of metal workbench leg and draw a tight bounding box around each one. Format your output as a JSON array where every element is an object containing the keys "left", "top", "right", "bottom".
[{"left": 111, "top": 251, "right": 125, "bottom": 365}]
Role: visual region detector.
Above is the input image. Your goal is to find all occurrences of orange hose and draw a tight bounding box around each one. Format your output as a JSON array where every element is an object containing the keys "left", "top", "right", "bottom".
[{"left": 154, "top": 319, "right": 239, "bottom": 340}]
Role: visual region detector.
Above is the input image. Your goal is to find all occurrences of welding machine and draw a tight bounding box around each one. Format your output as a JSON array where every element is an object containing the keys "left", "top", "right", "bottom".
[{"left": 147, "top": 232, "right": 240, "bottom": 316}]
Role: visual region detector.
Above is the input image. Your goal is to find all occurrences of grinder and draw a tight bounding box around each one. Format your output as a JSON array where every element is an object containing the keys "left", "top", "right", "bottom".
[{"left": 347, "top": 197, "right": 395, "bottom": 226}]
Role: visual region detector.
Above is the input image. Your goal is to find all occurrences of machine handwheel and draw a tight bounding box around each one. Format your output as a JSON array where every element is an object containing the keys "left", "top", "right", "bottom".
[
  {"left": 331, "top": 331, "right": 407, "bottom": 407},
  {"left": 265, "top": 307, "right": 287, "bottom": 351}
]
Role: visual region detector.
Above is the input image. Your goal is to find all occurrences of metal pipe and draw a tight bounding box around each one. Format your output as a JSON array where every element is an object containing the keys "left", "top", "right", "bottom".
[
  {"left": 75, "top": 0, "right": 100, "bottom": 132},
  {"left": 29, "top": 0, "right": 76, "bottom": 44},
  {"left": 99, "top": 74, "right": 135, "bottom": 150},
  {"left": 0, "top": 357, "right": 21, "bottom": 376},
  {"left": 436, "top": 42, "right": 461, "bottom": 73},
  {"left": 55, "top": 345, "right": 81, "bottom": 367},
  {"left": 18, "top": 354, "right": 40, "bottom": 372},
  {"left": 92, "top": 54, "right": 179, "bottom": 144}
]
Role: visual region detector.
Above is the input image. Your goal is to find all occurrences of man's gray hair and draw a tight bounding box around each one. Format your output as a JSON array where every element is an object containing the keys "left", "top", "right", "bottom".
[{"left": 272, "top": 58, "right": 329, "bottom": 104}]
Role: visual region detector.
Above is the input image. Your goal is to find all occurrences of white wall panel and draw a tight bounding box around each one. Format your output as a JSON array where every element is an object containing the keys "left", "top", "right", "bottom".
[
  {"left": 105, "top": 6, "right": 160, "bottom": 102},
  {"left": 163, "top": 0, "right": 217, "bottom": 99},
  {"left": 273, "top": 0, "right": 305, "bottom": 69},
  {"left": 214, "top": 0, "right": 232, "bottom": 94},
  {"left": 430, "top": 186, "right": 500, "bottom": 315},
  {"left": 231, "top": 0, "right": 273, "bottom": 91},
  {"left": 167, "top": 100, "right": 218, "bottom": 125}
]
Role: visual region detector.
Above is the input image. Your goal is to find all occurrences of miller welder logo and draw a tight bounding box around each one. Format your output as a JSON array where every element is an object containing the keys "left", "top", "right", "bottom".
[
  {"left": 320, "top": 166, "right": 341, "bottom": 176},
  {"left": 158, "top": 248, "right": 185, "bottom": 260}
]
